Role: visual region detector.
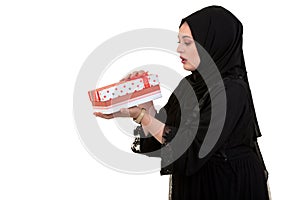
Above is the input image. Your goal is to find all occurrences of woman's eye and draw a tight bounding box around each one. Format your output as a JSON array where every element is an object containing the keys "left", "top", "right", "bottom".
[{"left": 177, "top": 41, "right": 191, "bottom": 46}]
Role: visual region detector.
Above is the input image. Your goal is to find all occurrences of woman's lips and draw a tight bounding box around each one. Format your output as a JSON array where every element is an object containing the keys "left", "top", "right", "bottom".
[{"left": 180, "top": 56, "right": 187, "bottom": 64}]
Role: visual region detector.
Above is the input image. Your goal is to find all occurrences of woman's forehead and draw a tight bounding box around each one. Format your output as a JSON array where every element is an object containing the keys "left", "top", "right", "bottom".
[{"left": 178, "top": 22, "right": 193, "bottom": 38}]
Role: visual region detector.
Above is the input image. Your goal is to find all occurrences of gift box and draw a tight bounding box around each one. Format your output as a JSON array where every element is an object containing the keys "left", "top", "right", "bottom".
[{"left": 88, "top": 72, "right": 162, "bottom": 114}]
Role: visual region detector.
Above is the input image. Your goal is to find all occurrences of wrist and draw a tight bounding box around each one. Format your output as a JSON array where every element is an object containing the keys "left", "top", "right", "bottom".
[
  {"left": 133, "top": 107, "right": 142, "bottom": 119},
  {"left": 133, "top": 108, "right": 146, "bottom": 124},
  {"left": 140, "top": 112, "right": 151, "bottom": 126}
]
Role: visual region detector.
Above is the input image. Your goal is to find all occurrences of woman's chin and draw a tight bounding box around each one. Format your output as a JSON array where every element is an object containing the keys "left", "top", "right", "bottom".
[{"left": 183, "top": 63, "right": 196, "bottom": 71}]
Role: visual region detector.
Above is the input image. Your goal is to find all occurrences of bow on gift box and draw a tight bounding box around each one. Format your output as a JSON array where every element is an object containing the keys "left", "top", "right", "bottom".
[{"left": 125, "top": 71, "right": 150, "bottom": 88}]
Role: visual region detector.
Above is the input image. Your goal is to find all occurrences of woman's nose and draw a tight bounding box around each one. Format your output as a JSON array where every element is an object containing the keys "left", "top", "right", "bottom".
[{"left": 177, "top": 43, "right": 184, "bottom": 53}]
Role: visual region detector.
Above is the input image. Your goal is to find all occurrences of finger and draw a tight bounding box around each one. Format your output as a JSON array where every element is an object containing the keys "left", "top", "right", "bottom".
[
  {"left": 93, "top": 112, "right": 114, "bottom": 119},
  {"left": 107, "top": 111, "right": 125, "bottom": 118},
  {"left": 129, "top": 71, "right": 139, "bottom": 79},
  {"left": 121, "top": 71, "right": 138, "bottom": 81},
  {"left": 102, "top": 114, "right": 114, "bottom": 119},
  {"left": 93, "top": 112, "right": 103, "bottom": 118},
  {"left": 93, "top": 112, "right": 101, "bottom": 117},
  {"left": 138, "top": 70, "right": 145, "bottom": 75}
]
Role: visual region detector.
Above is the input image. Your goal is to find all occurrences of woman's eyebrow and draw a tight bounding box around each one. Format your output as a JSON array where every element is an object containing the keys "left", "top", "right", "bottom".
[{"left": 178, "top": 35, "right": 192, "bottom": 39}]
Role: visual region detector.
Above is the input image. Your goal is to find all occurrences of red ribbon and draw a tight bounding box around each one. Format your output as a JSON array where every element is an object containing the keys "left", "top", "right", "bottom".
[{"left": 126, "top": 72, "right": 150, "bottom": 88}]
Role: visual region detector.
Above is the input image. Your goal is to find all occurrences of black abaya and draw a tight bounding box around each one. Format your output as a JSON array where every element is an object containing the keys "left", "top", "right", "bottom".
[{"left": 131, "top": 5, "right": 269, "bottom": 200}]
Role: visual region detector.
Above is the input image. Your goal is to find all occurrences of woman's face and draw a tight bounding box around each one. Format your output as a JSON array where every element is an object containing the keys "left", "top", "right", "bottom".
[{"left": 177, "top": 22, "right": 200, "bottom": 71}]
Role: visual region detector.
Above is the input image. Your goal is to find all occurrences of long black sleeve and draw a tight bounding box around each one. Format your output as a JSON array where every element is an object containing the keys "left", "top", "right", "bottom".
[{"left": 131, "top": 92, "right": 176, "bottom": 157}]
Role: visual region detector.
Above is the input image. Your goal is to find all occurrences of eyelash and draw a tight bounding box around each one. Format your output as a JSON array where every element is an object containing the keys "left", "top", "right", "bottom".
[{"left": 177, "top": 41, "right": 191, "bottom": 46}]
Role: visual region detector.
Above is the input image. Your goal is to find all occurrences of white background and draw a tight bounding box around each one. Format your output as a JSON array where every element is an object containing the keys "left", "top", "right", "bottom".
[{"left": 1, "top": 0, "right": 299, "bottom": 199}]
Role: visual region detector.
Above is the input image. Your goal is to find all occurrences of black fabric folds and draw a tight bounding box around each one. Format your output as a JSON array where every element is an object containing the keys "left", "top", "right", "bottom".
[
  {"left": 179, "top": 5, "right": 262, "bottom": 138},
  {"left": 131, "top": 5, "right": 269, "bottom": 200}
]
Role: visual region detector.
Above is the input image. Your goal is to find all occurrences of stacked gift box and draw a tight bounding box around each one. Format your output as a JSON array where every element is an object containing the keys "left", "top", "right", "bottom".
[{"left": 88, "top": 72, "right": 162, "bottom": 114}]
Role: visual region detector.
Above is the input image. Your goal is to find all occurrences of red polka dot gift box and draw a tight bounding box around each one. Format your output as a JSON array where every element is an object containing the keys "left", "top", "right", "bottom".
[{"left": 88, "top": 72, "right": 162, "bottom": 114}]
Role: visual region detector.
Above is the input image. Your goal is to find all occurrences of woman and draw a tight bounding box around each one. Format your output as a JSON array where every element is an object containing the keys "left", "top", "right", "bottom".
[{"left": 94, "top": 5, "right": 269, "bottom": 200}]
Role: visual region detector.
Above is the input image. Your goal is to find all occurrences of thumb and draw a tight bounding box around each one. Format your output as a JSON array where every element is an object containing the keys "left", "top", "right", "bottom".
[{"left": 120, "top": 108, "right": 130, "bottom": 117}]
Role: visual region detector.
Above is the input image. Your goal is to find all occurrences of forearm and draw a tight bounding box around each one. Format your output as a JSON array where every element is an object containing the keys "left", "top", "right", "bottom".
[
  {"left": 138, "top": 102, "right": 159, "bottom": 137},
  {"left": 140, "top": 112, "right": 165, "bottom": 144}
]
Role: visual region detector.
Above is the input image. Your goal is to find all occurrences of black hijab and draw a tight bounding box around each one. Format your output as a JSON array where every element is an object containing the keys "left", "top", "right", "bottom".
[{"left": 179, "top": 5, "right": 262, "bottom": 138}]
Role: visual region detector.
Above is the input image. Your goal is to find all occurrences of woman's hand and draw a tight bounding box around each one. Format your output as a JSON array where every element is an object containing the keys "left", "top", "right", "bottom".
[
  {"left": 120, "top": 70, "right": 146, "bottom": 81},
  {"left": 138, "top": 101, "right": 157, "bottom": 117},
  {"left": 120, "top": 70, "right": 155, "bottom": 112},
  {"left": 138, "top": 101, "right": 153, "bottom": 110},
  {"left": 93, "top": 106, "right": 142, "bottom": 119},
  {"left": 94, "top": 70, "right": 154, "bottom": 119}
]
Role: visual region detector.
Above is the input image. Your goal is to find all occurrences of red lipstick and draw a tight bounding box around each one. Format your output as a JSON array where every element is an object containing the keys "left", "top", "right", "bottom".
[{"left": 180, "top": 56, "right": 187, "bottom": 64}]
